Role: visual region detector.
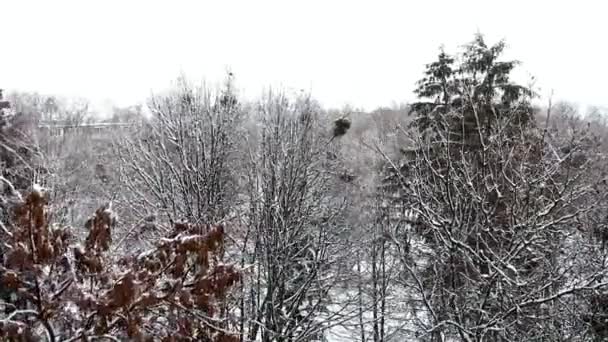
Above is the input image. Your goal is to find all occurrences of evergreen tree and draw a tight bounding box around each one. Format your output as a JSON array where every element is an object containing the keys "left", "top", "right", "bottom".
[
  {"left": 410, "top": 33, "right": 536, "bottom": 147},
  {"left": 388, "top": 33, "right": 606, "bottom": 341}
]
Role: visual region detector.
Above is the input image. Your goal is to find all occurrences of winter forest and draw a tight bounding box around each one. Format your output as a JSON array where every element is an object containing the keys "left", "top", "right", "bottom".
[{"left": 2, "top": 33, "right": 608, "bottom": 341}]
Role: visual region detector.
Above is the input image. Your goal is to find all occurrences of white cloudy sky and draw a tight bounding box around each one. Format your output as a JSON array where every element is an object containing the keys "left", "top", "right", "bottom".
[{"left": 2, "top": 0, "right": 606, "bottom": 114}]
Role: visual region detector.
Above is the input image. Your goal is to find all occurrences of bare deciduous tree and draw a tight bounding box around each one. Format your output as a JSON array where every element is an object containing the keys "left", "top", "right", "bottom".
[
  {"left": 115, "top": 76, "right": 243, "bottom": 231},
  {"left": 379, "top": 102, "right": 608, "bottom": 341},
  {"left": 241, "top": 92, "right": 356, "bottom": 341}
]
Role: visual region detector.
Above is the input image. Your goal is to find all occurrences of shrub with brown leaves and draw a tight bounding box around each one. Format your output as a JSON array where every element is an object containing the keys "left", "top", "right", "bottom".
[{"left": 0, "top": 186, "right": 241, "bottom": 341}]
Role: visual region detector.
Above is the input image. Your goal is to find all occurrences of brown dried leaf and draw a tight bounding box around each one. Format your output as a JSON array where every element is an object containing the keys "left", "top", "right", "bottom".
[
  {"left": 1, "top": 270, "right": 21, "bottom": 289},
  {"left": 107, "top": 272, "right": 137, "bottom": 309}
]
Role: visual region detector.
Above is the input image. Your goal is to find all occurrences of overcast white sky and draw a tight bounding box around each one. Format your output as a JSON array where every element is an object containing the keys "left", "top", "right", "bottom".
[{"left": 2, "top": 0, "right": 606, "bottom": 115}]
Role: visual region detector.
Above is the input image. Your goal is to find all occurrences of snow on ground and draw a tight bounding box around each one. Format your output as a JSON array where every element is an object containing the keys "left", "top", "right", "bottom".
[{"left": 323, "top": 235, "right": 432, "bottom": 341}]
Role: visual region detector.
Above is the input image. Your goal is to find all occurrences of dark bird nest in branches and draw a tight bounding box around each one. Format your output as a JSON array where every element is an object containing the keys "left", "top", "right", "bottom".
[{"left": 332, "top": 118, "right": 351, "bottom": 138}]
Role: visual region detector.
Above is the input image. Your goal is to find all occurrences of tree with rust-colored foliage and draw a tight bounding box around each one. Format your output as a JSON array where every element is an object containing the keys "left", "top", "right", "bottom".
[{"left": 0, "top": 184, "right": 242, "bottom": 341}]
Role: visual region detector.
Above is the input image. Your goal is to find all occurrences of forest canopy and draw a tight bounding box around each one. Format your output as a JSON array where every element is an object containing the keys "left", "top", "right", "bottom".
[{"left": 1, "top": 33, "right": 608, "bottom": 342}]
